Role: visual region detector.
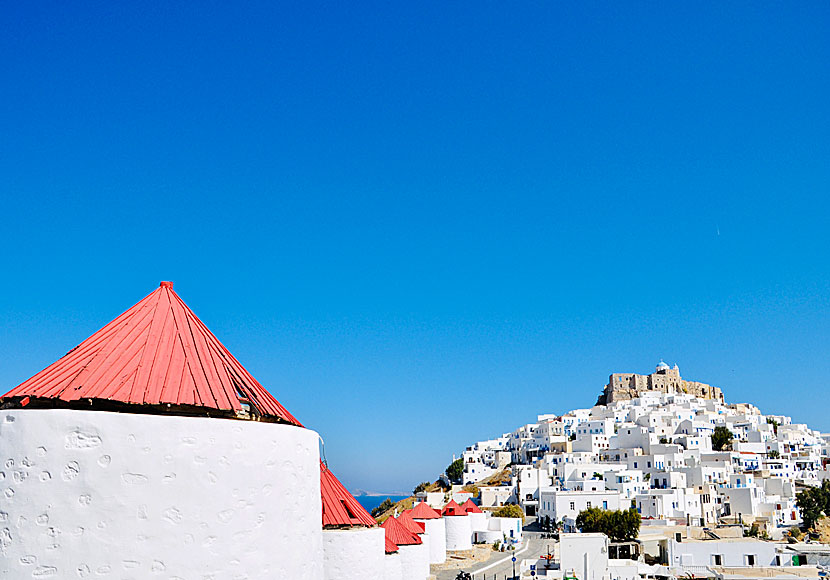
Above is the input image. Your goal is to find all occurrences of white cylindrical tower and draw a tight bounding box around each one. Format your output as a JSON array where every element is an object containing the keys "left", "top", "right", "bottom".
[
  {"left": 381, "top": 516, "right": 427, "bottom": 580},
  {"left": 0, "top": 409, "right": 323, "bottom": 580},
  {"left": 322, "top": 527, "right": 385, "bottom": 580},
  {"left": 397, "top": 544, "right": 429, "bottom": 580},
  {"left": 0, "top": 283, "right": 325, "bottom": 580},
  {"left": 442, "top": 500, "right": 472, "bottom": 552},
  {"left": 411, "top": 502, "right": 445, "bottom": 564},
  {"left": 443, "top": 514, "right": 473, "bottom": 551},
  {"left": 383, "top": 549, "right": 403, "bottom": 580},
  {"left": 320, "top": 461, "right": 384, "bottom": 580},
  {"left": 421, "top": 518, "right": 446, "bottom": 563}
]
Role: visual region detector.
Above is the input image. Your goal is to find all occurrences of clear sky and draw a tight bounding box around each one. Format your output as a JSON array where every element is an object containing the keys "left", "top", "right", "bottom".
[{"left": 2, "top": 2, "right": 829, "bottom": 493}]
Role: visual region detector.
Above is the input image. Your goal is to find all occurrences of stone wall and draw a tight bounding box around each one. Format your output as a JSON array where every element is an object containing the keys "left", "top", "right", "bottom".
[{"left": 597, "top": 367, "right": 724, "bottom": 405}]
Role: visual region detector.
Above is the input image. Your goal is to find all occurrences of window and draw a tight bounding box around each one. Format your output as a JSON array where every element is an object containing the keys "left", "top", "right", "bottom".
[
  {"left": 586, "top": 502, "right": 592, "bottom": 509},
  {"left": 745, "top": 555, "right": 756, "bottom": 566},
  {"left": 712, "top": 554, "right": 723, "bottom": 566},
  {"left": 603, "top": 501, "right": 608, "bottom": 509},
  {"left": 570, "top": 502, "right": 575, "bottom": 510}
]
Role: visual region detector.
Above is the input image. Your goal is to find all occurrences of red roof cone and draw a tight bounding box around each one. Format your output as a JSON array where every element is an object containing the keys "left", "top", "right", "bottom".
[
  {"left": 1, "top": 283, "right": 301, "bottom": 425},
  {"left": 381, "top": 516, "right": 422, "bottom": 546},
  {"left": 385, "top": 537, "right": 399, "bottom": 554},
  {"left": 461, "top": 498, "right": 483, "bottom": 514},
  {"left": 411, "top": 501, "right": 441, "bottom": 520},
  {"left": 397, "top": 510, "right": 425, "bottom": 534},
  {"left": 441, "top": 499, "right": 466, "bottom": 516},
  {"left": 320, "top": 461, "right": 376, "bottom": 528}
]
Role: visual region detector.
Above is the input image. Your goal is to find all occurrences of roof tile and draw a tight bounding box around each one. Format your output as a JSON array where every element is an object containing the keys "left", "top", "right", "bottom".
[{"left": 1, "top": 283, "right": 301, "bottom": 425}]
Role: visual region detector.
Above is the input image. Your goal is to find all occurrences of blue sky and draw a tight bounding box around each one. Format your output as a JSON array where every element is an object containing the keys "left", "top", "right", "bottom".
[{"left": 2, "top": 2, "right": 829, "bottom": 493}]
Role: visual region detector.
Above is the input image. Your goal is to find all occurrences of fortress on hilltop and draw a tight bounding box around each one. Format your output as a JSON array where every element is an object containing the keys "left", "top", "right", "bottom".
[{"left": 596, "top": 361, "right": 724, "bottom": 405}]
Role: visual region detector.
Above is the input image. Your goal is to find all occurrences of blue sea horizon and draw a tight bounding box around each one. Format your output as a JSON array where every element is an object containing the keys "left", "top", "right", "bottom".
[{"left": 355, "top": 495, "right": 409, "bottom": 513}]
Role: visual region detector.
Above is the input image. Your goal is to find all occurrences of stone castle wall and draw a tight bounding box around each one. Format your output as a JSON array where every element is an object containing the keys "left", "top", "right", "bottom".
[{"left": 597, "top": 366, "right": 724, "bottom": 405}]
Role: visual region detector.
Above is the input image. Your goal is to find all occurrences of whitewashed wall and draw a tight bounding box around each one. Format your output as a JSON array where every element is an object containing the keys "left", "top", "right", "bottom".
[
  {"left": 397, "top": 544, "right": 428, "bottom": 580},
  {"left": 489, "top": 517, "right": 523, "bottom": 543},
  {"left": 383, "top": 552, "right": 403, "bottom": 580},
  {"left": 322, "top": 527, "right": 384, "bottom": 580},
  {"left": 443, "top": 515, "right": 472, "bottom": 551},
  {"left": 468, "top": 511, "right": 487, "bottom": 533},
  {"left": 415, "top": 533, "right": 430, "bottom": 578},
  {"left": 415, "top": 517, "right": 445, "bottom": 564},
  {"left": 0, "top": 409, "right": 323, "bottom": 580},
  {"left": 473, "top": 530, "right": 501, "bottom": 544}
]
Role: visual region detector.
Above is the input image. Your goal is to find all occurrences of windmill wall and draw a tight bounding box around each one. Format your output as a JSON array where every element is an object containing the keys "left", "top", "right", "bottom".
[
  {"left": 322, "top": 527, "right": 385, "bottom": 580},
  {"left": 0, "top": 409, "right": 323, "bottom": 579}
]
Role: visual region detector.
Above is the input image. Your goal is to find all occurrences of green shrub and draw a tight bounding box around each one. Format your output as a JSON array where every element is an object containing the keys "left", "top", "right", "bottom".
[
  {"left": 413, "top": 481, "right": 430, "bottom": 494},
  {"left": 446, "top": 458, "right": 464, "bottom": 483},
  {"left": 575, "top": 507, "right": 640, "bottom": 541},
  {"left": 493, "top": 504, "right": 525, "bottom": 522}
]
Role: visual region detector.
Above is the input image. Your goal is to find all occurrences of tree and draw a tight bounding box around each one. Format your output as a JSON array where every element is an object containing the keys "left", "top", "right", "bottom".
[
  {"left": 768, "top": 450, "right": 780, "bottom": 459},
  {"left": 796, "top": 488, "right": 822, "bottom": 530},
  {"left": 592, "top": 472, "right": 603, "bottom": 480},
  {"left": 413, "top": 481, "right": 430, "bottom": 494},
  {"left": 446, "top": 458, "right": 464, "bottom": 483},
  {"left": 711, "top": 426, "right": 734, "bottom": 451},
  {"left": 796, "top": 481, "right": 830, "bottom": 530},
  {"left": 766, "top": 417, "right": 780, "bottom": 435},
  {"left": 493, "top": 504, "right": 525, "bottom": 522},
  {"left": 371, "top": 498, "right": 394, "bottom": 518},
  {"left": 575, "top": 507, "right": 640, "bottom": 541}
]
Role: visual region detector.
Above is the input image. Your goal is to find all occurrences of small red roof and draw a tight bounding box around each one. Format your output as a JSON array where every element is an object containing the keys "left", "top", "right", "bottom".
[
  {"left": 442, "top": 499, "right": 467, "bottom": 516},
  {"left": 461, "top": 499, "right": 483, "bottom": 514},
  {"left": 385, "top": 536, "right": 399, "bottom": 554},
  {"left": 397, "top": 510, "right": 425, "bottom": 534},
  {"left": 1, "top": 283, "right": 301, "bottom": 425},
  {"left": 381, "top": 516, "right": 422, "bottom": 546},
  {"left": 411, "top": 501, "right": 441, "bottom": 520},
  {"left": 320, "top": 461, "right": 376, "bottom": 528}
]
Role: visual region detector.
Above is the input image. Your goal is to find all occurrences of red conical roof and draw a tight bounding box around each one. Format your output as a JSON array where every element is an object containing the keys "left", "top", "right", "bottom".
[
  {"left": 1, "top": 283, "right": 301, "bottom": 425},
  {"left": 397, "top": 510, "right": 425, "bottom": 534},
  {"left": 461, "top": 499, "right": 483, "bottom": 514},
  {"left": 385, "top": 536, "right": 399, "bottom": 554},
  {"left": 320, "top": 461, "right": 376, "bottom": 528},
  {"left": 381, "top": 516, "right": 422, "bottom": 546},
  {"left": 411, "top": 501, "right": 441, "bottom": 520},
  {"left": 442, "top": 499, "right": 466, "bottom": 516}
]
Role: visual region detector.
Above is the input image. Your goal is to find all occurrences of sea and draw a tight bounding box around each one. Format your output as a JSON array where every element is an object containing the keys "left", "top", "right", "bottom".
[{"left": 356, "top": 495, "right": 409, "bottom": 513}]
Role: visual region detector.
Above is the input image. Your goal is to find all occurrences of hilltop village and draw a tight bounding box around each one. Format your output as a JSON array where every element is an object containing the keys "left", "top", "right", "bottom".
[
  {"left": 3, "top": 285, "right": 830, "bottom": 580},
  {"left": 447, "top": 362, "right": 830, "bottom": 578}
]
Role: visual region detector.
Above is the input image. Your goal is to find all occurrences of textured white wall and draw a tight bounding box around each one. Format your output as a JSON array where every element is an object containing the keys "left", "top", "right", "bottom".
[
  {"left": 415, "top": 517, "right": 445, "bottom": 564},
  {"left": 443, "top": 515, "right": 472, "bottom": 551},
  {"left": 383, "top": 552, "right": 403, "bottom": 580},
  {"left": 468, "top": 512, "right": 487, "bottom": 532},
  {"left": 0, "top": 409, "right": 323, "bottom": 579},
  {"left": 473, "top": 530, "right": 501, "bottom": 544},
  {"left": 322, "top": 527, "right": 384, "bottom": 580},
  {"left": 397, "top": 544, "right": 428, "bottom": 580},
  {"left": 415, "top": 533, "right": 430, "bottom": 578}
]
